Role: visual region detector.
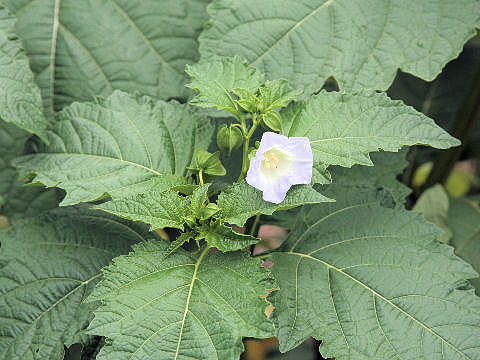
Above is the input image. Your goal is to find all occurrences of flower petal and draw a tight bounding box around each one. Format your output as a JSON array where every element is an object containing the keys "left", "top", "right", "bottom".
[
  {"left": 246, "top": 156, "right": 267, "bottom": 191},
  {"left": 262, "top": 176, "right": 291, "bottom": 204}
]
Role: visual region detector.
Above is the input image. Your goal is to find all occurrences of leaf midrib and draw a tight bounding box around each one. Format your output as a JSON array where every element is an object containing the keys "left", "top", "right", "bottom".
[
  {"left": 29, "top": 152, "right": 163, "bottom": 176},
  {"left": 251, "top": 0, "right": 336, "bottom": 66},
  {"left": 285, "top": 251, "right": 472, "bottom": 359},
  {"left": 174, "top": 247, "right": 210, "bottom": 359}
]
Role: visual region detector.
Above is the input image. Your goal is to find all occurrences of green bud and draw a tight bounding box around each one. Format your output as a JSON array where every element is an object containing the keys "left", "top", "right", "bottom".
[
  {"left": 260, "top": 110, "right": 283, "bottom": 132},
  {"left": 217, "top": 124, "right": 243, "bottom": 155},
  {"left": 191, "top": 149, "right": 226, "bottom": 176}
]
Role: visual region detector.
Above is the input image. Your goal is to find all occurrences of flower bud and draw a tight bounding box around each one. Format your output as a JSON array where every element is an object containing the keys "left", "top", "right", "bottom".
[{"left": 217, "top": 124, "right": 243, "bottom": 155}]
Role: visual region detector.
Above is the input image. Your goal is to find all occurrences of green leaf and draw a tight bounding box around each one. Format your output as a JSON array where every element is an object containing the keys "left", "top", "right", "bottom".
[
  {"left": 162, "top": 232, "right": 195, "bottom": 260},
  {"left": 283, "top": 90, "right": 460, "bottom": 168},
  {"left": 449, "top": 196, "right": 480, "bottom": 293},
  {"left": 191, "top": 149, "right": 227, "bottom": 176},
  {"left": 0, "top": 120, "right": 60, "bottom": 221},
  {"left": 265, "top": 150, "right": 409, "bottom": 229},
  {"left": 268, "top": 186, "right": 480, "bottom": 358},
  {"left": 190, "top": 184, "right": 220, "bottom": 220},
  {"left": 2, "top": 0, "right": 210, "bottom": 116},
  {"left": 258, "top": 79, "right": 302, "bottom": 112},
  {"left": 190, "top": 184, "right": 211, "bottom": 218},
  {"left": 14, "top": 91, "right": 214, "bottom": 206},
  {"left": 186, "top": 56, "right": 264, "bottom": 116},
  {"left": 0, "top": 120, "right": 29, "bottom": 208},
  {"left": 0, "top": 207, "right": 152, "bottom": 360},
  {"left": 414, "top": 185, "right": 452, "bottom": 243},
  {"left": 200, "top": 0, "right": 480, "bottom": 93},
  {"left": 329, "top": 150, "right": 411, "bottom": 206},
  {"left": 260, "top": 110, "right": 283, "bottom": 133},
  {"left": 0, "top": 6, "right": 48, "bottom": 142},
  {"left": 94, "top": 190, "right": 191, "bottom": 231},
  {"left": 217, "top": 181, "right": 333, "bottom": 226},
  {"left": 197, "top": 220, "right": 259, "bottom": 252},
  {"left": 87, "top": 241, "right": 274, "bottom": 360}
]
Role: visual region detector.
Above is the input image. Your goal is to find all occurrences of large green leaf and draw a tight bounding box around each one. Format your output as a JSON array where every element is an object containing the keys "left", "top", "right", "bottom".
[
  {"left": 200, "top": 0, "right": 480, "bottom": 93},
  {"left": 283, "top": 90, "right": 460, "bottom": 168},
  {"left": 87, "top": 241, "right": 274, "bottom": 360},
  {"left": 2, "top": 0, "right": 210, "bottom": 117},
  {"left": 0, "top": 6, "right": 47, "bottom": 142},
  {"left": 449, "top": 196, "right": 480, "bottom": 293},
  {"left": 14, "top": 91, "right": 214, "bottom": 206},
  {"left": 0, "top": 207, "right": 152, "bottom": 360},
  {"left": 217, "top": 181, "right": 333, "bottom": 226},
  {"left": 268, "top": 185, "right": 480, "bottom": 358},
  {"left": 329, "top": 150, "right": 410, "bottom": 206},
  {"left": 266, "top": 150, "right": 410, "bottom": 229}
]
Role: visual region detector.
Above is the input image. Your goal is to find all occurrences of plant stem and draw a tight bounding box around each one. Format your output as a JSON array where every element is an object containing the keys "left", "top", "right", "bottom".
[
  {"left": 422, "top": 64, "right": 480, "bottom": 192},
  {"left": 199, "top": 170, "right": 204, "bottom": 185},
  {"left": 237, "top": 113, "right": 260, "bottom": 181},
  {"left": 238, "top": 137, "right": 250, "bottom": 181},
  {"left": 249, "top": 214, "right": 261, "bottom": 236}
]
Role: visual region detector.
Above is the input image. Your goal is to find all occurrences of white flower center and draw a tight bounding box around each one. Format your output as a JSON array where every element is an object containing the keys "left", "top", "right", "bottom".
[{"left": 260, "top": 148, "right": 291, "bottom": 181}]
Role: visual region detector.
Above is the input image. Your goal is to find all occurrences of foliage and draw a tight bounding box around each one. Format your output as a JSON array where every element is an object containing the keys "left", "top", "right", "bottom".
[{"left": 0, "top": 1, "right": 479, "bottom": 360}]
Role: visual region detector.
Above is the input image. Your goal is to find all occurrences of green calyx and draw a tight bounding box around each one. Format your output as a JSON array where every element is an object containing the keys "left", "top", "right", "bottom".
[{"left": 217, "top": 124, "right": 243, "bottom": 155}]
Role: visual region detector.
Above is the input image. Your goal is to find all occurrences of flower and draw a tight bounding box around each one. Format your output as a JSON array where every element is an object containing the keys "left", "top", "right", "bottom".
[{"left": 246, "top": 132, "right": 313, "bottom": 203}]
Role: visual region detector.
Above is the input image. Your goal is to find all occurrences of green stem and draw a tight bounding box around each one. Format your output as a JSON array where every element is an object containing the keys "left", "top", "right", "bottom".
[
  {"left": 249, "top": 214, "right": 261, "bottom": 236},
  {"left": 199, "top": 170, "right": 204, "bottom": 185},
  {"left": 237, "top": 113, "right": 260, "bottom": 181},
  {"left": 254, "top": 252, "right": 273, "bottom": 260}
]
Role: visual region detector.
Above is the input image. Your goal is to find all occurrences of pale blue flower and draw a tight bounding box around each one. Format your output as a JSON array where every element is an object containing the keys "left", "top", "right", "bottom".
[{"left": 246, "top": 132, "right": 313, "bottom": 203}]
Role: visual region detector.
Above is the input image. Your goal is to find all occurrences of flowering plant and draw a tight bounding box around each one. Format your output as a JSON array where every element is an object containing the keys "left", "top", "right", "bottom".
[{"left": 0, "top": 1, "right": 479, "bottom": 360}]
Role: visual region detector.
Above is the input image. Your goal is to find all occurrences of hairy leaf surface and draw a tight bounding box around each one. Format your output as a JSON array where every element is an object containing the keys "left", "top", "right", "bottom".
[
  {"left": 95, "top": 190, "right": 191, "bottom": 231},
  {"left": 283, "top": 90, "right": 459, "bottom": 168},
  {"left": 330, "top": 150, "right": 410, "bottom": 206},
  {"left": 0, "top": 120, "right": 60, "bottom": 221},
  {"left": 187, "top": 56, "right": 264, "bottom": 115},
  {"left": 200, "top": 0, "right": 480, "bottom": 93},
  {"left": 14, "top": 91, "right": 214, "bottom": 206},
  {"left": 449, "top": 196, "right": 480, "bottom": 293},
  {"left": 0, "top": 6, "right": 47, "bottom": 141},
  {"left": 0, "top": 207, "right": 151, "bottom": 360},
  {"left": 88, "top": 241, "right": 274, "bottom": 360},
  {"left": 269, "top": 185, "right": 480, "bottom": 358},
  {"left": 2, "top": 0, "right": 210, "bottom": 116},
  {"left": 197, "top": 220, "right": 259, "bottom": 252},
  {"left": 217, "top": 181, "right": 333, "bottom": 226}
]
